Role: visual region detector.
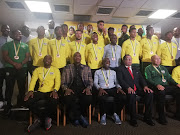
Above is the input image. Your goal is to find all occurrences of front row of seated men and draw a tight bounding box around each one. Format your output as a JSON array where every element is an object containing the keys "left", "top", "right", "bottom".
[{"left": 23, "top": 52, "right": 180, "bottom": 132}]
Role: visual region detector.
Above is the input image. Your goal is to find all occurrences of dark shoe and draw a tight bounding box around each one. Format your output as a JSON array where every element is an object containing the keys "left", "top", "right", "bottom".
[
  {"left": 27, "top": 119, "right": 41, "bottom": 133},
  {"left": 79, "top": 115, "right": 89, "bottom": 128},
  {"left": 3, "top": 106, "right": 11, "bottom": 118},
  {"left": 45, "top": 117, "right": 52, "bottom": 130},
  {"left": 73, "top": 120, "right": 80, "bottom": 126},
  {"left": 144, "top": 119, "right": 155, "bottom": 126},
  {"left": 130, "top": 120, "right": 138, "bottom": 127},
  {"left": 158, "top": 119, "right": 168, "bottom": 125}
]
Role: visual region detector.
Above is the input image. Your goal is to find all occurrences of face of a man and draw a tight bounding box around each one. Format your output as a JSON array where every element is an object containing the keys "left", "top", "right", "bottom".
[
  {"left": 43, "top": 55, "right": 52, "bottom": 66},
  {"left": 1, "top": 25, "right": 10, "bottom": 37},
  {"left": 63, "top": 25, "right": 68, "bottom": 34},
  {"left": 121, "top": 26, "right": 127, "bottom": 34},
  {"left": 13, "top": 30, "right": 22, "bottom": 41},
  {"left": 97, "top": 22, "right": 104, "bottom": 31},
  {"left": 166, "top": 32, "right": 173, "bottom": 41},
  {"left": 48, "top": 20, "right": 55, "bottom": 29},
  {"left": 75, "top": 31, "right": 82, "bottom": 40},
  {"left": 74, "top": 52, "right": 81, "bottom": 63},
  {"left": 108, "top": 29, "right": 114, "bottom": 36},
  {"left": 130, "top": 29, "right": 137, "bottom": 38},
  {"left": 152, "top": 55, "right": 161, "bottom": 66},
  {"left": 147, "top": 28, "right": 154, "bottom": 37},
  {"left": 124, "top": 56, "right": 132, "bottom": 66},
  {"left": 103, "top": 58, "right": 110, "bottom": 69},
  {"left": 87, "top": 25, "right": 93, "bottom": 32},
  {"left": 110, "top": 35, "right": 117, "bottom": 45},
  {"left": 37, "top": 26, "right": 45, "bottom": 36},
  {"left": 55, "top": 27, "right": 62, "bottom": 37},
  {"left": 138, "top": 28, "right": 143, "bottom": 35},
  {"left": 69, "top": 28, "right": 74, "bottom": 35},
  {"left": 21, "top": 25, "right": 30, "bottom": 37},
  {"left": 78, "top": 23, "right": 84, "bottom": 32},
  {"left": 91, "top": 33, "right": 98, "bottom": 42}
]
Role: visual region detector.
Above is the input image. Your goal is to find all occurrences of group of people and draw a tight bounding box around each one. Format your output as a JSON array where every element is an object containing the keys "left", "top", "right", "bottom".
[{"left": 0, "top": 19, "right": 180, "bottom": 132}]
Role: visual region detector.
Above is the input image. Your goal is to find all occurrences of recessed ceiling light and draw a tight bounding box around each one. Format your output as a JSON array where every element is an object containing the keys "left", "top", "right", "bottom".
[
  {"left": 25, "top": 1, "right": 52, "bottom": 13},
  {"left": 148, "top": 9, "right": 177, "bottom": 19}
]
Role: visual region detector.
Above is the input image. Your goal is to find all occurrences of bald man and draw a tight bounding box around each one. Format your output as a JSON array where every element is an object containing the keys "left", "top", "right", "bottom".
[
  {"left": 24, "top": 55, "right": 60, "bottom": 132},
  {"left": 145, "top": 55, "right": 180, "bottom": 124},
  {"left": 45, "top": 20, "right": 56, "bottom": 40}
]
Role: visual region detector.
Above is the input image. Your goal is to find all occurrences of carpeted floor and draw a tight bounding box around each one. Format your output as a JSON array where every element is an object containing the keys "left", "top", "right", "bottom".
[{"left": 0, "top": 111, "right": 180, "bottom": 135}]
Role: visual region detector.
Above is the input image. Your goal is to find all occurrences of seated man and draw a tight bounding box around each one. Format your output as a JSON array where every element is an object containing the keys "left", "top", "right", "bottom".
[
  {"left": 61, "top": 52, "right": 93, "bottom": 128},
  {"left": 24, "top": 55, "right": 60, "bottom": 132},
  {"left": 145, "top": 55, "right": 180, "bottom": 124},
  {"left": 94, "top": 58, "right": 126, "bottom": 125},
  {"left": 117, "top": 55, "right": 154, "bottom": 127}
]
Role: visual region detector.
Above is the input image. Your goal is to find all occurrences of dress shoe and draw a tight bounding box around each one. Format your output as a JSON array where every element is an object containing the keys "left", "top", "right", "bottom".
[
  {"left": 144, "top": 119, "right": 155, "bottom": 126},
  {"left": 130, "top": 120, "right": 138, "bottom": 127}
]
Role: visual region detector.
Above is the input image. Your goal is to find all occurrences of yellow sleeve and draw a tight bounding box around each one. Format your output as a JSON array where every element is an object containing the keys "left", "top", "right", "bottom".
[
  {"left": 157, "top": 43, "right": 162, "bottom": 58},
  {"left": 101, "top": 47, "right": 104, "bottom": 58},
  {"left": 29, "top": 68, "right": 39, "bottom": 91},
  {"left": 172, "top": 68, "right": 178, "bottom": 83},
  {"left": 54, "top": 68, "right": 61, "bottom": 91},
  {"left": 28, "top": 40, "right": 33, "bottom": 57},
  {"left": 121, "top": 42, "right": 126, "bottom": 60}
]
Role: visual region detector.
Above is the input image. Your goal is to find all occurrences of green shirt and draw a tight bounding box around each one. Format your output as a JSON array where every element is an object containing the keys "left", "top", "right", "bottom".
[
  {"left": 2, "top": 41, "right": 29, "bottom": 68},
  {"left": 145, "top": 64, "right": 177, "bottom": 87}
]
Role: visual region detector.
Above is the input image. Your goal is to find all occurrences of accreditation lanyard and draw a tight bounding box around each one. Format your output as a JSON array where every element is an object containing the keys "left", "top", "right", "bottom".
[
  {"left": 37, "top": 38, "right": 44, "bottom": 54},
  {"left": 147, "top": 39, "right": 153, "bottom": 52},
  {"left": 81, "top": 34, "right": 84, "bottom": 42},
  {"left": 55, "top": 39, "right": 62, "bottom": 56},
  {"left": 153, "top": 66, "right": 165, "bottom": 81},
  {"left": 111, "top": 45, "right": 117, "bottom": 58},
  {"left": 130, "top": 39, "right": 137, "bottom": 56},
  {"left": 75, "top": 41, "right": 82, "bottom": 52},
  {"left": 42, "top": 67, "right": 51, "bottom": 85},
  {"left": 101, "top": 68, "right": 110, "bottom": 85},
  {"left": 173, "top": 37, "right": 180, "bottom": 50},
  {"left": 166, "top": 42, "right": 173, "bottom": 58},
  {"left": 13, "top": 41, "right": 21, "bottom": 57},
  {"left": 92, "top": 43, "right": 98, "bottom": 59}
]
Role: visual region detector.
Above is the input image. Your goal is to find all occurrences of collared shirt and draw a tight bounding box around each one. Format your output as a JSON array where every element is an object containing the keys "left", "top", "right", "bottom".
[
  {"left": 29, "top": 37, "right": 49, "bottom": 66},
  {"left": 103, "top": 44, "right": 121, "bottom": 68},
  {"left": 29, "top": 66, "right": 60, "bottom": 93},
  {"left": 125, "top": 65, "right": 132, "bottom": 73},
  {"left": 171, "top": 37, "right": 180, "bottom": 59},
  {"left": 157, "top": 42, "right": 177, "bottom": 66},
  {"left": 85, "top": 43, "right": 104, "bottom": 69},
  {"left": 0, "top": 36, "right": 12, "bottom": 68},
  {"left": 21, "top": 35, "right": 34, "bottom": 43},
  {"left": 94, "top": 68, "right": 121, "bottom": 90},
  {"left": 172, "top": 66, "right": 180, "bottom": 84}
]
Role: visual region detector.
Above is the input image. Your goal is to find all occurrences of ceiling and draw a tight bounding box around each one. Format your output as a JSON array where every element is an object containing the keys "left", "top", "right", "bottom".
[{"left": 0, "top": 0, "right": 180, "bottom": 34}]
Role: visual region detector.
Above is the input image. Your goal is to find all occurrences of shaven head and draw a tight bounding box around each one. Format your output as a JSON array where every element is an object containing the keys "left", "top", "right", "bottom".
[
  {"left": 43, "top": 55, "right": 52, "bottom": 67},
  {"left": 73, "top": 52, "right": 81, "bottom": 64},
  {"left": 151, "top": 55, "right": 161, "bottom": 67},
  {"left": 102, "top": 58, "right": 110, "bottom": 70}
]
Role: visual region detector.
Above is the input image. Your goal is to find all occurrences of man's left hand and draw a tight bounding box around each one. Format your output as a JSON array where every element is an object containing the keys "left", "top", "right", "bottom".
[
  {"left": 117, "top": 88, "right": 126, "bottom": 95},
  {"left": 144, "top": 86, "right": 153, "bottom": 93},
  {"left": 50, "top": 91, "right": 59, "bottom": 99},
  {"left": 82, "top": 88, "right": 92, "bottom": 95}
]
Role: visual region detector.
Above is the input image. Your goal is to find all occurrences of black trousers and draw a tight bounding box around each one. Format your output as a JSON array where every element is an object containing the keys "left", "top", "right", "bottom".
[
  {"left": 0, "top": 68, "right": 5, "bottom": 101},
  {"left": 126, "top": 89, "right": 153, "bottom": 121},
  {"left": 91, "top": 69, "right": 99, "bottom": 106},
  {"left": 141, "top": 62, "right": 151, "bottom": 76},
  {"left": 5, "top": 67, "right": 27, "bottom": 108},
  {"left": 63, "top": 91, "right": 92, "bottom": 121},
  {"left": 25, "top": 91, "right": 57, "bottom": 121},
  {"left": 154, "top": 85, "right": 180, "bottom": 120},
  {"left": 98, "top": 87, "right": 126, "bottom": 115}
]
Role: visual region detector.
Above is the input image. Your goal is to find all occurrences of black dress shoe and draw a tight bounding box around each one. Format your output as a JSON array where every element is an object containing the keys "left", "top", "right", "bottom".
[
  {"left": 158, "top": 119, "right": 168, "bottom": 125},
  {"left": 144, "top": 119, "right": 155, "bottom": 126},
  {"left": 130, "top": 120, "right": 138, "bottom": 127}
]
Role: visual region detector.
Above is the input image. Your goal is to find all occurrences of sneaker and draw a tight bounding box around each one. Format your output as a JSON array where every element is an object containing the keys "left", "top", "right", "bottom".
[
  {"left": 73, "top": 119, "right": 80, "bottom": 126},
  {"left": 45, "top": 117, "right": 52, "bottom": 130},
  {"left": 100, "top": 114, "right": 106, "bottom": 125},
  {"left": 27, "top": 119, "right": 41, "bottom": 133},
  {"left": 0, "top": 101, "right": 3, "bottom": 109},
  {"left": 112, "top": 113, "right": 122, "bottom": 125},
  {"left": 79, "top": 115, "right": 89, "bottom": 128}
]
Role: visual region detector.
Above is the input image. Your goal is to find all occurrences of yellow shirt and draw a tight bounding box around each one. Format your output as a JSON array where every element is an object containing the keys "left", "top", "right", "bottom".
[
  {"left": 48, "top": 39, "right": 70, "bottom": 69},
  {"left": 69, "top": 41, "right": 86, "bottom": 65},
  {"left": 61, "top": 36, "right": 72, "bottom": 43},
  {"left": 94, "top": 31, "right": 109, "bottom": 47},
  {"left": 157, "top": 42, "right": 177, "bottom": 66},
  {"left": 121, "top": 39, "right": 142, "bottom": 64},
  {"left": 136, "top": 34, "right": 142, "bottom": 42},
  {"left": 172, "top": 66, "right": 180, "bottom": 84},
  {"left": 85, "top": 43, "right": 104, "bottom": 69},
  {"left": 68, "top": 34, "right": 76, "bottom": 42},
  {"left": 140, "top": 37, "right": 159, "bottom": 62},
  {"left": 29, "top": 66, "right": 60, "bottom": 93},
  {"left": 29, "top": 37, "right": 49, "bottom": 67}
]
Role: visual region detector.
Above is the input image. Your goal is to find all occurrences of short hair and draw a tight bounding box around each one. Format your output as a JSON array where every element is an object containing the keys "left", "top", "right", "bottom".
[
  {"left": 165, "top": 31, "right": 173, "bottom": 37},
  {"left": 108, "top": 27, "right": 114, "bottom": 31},
  {"left": 122, "top": 25, "right": 128, "bottom": 28},
  {"left": 97, "top": 20, "right": 104, "bottom": 24},
  {"left": 54, "top": 26, "right": 61, "bottom": 32},
  {"left": 129, "top": 28, "right": 136, "bottom": 33},
  {"left": 129, "top": 25, "right": 135, "bottom": 29},
  {"left": 69, "top": 26, "right": 75, "bottom": 31},
  {"left": 61, "top": 24, "right": 68, "bottom": 28},
  {"left": 12, "top": 29, "right": 21, "bottom": 35},
  {"left": 123, "top": 54, "right": 131, "bottom": 61},
  {"left": 37, "top": 26, "right": 45, "bottom": 31},
  {"left": 146, "top": 25, "right": 153, "bottom": 31},
  {"left": 75, "top": 29, "right": 82, "bottom": 33},
  {"left": 87, "top": 24, "right": 92, "bottom": 28},
  {"left": 92, "top": 32, "right": 97, "bottom": 35}
]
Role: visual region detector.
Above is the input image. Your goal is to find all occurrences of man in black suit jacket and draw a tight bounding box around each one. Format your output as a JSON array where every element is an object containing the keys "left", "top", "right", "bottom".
[{"left": 117, "top": 54, "right": 155, "bottom": 127}]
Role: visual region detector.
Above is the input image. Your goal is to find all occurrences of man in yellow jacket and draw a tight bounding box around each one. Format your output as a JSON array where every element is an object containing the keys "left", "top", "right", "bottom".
[
  {"left": 172, "top": 57, "right": 180, "bottom": 84},
  {"left": 24, "top": 55, "right": 60, "bottom": 132},
  {"left": 157, "top": 31, "right": 177, "bottom": 74}
]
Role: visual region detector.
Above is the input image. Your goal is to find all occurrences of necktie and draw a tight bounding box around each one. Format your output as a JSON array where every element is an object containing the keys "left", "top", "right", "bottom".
[{"left": 127, "top": 67, "right": 137, "bottom": 91}]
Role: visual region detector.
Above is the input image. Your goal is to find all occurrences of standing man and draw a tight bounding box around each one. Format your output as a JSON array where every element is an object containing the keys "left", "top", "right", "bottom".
[
  {"left": 2, "top": 30, "right": 30, "bottom": 115},
  {"left": 0, "top": 25, "right": 12, "bottom": 107},
  {"left": 103, "top": 34, "right": 121, "bottom": 71},
  {"left": 136, "top": 28, "right": 143, "bottom": 42},
  {"left": 118, "top": 25, "right": 129, "bottom": 47},
  {"left": 62, "top": 52, "right": 93, "bottom": 128},
  {"left": 157, "top": 31, "right": 177, "bottom": 74},
  {"left": 172, "top": 57, "right": 180, "bottom": 85},
  {"left": 94, "top": 58, "right": 126, "bottom": 125},
  {"left": 96, "top": 20, "right": 109, "bottom": 47},
  {"left": 121, "top": 28, "right": 142, "bottom": 71},
  {"left": 87, "top": 24, "right": 93, "bottom": 37},
  {"left": 61, "top": 24, "right": 73, "bottom": 42},
  {"left": 106, "top": 27, "right": 115, "bottom": 45},
  {"left": 117, "top": 55, "right": 154, "bottom": 127},
  {"left": 24, "top": 55, "right": 60, "bottom": 132},
  {"left": 21, "top": 25, "right": 34, "bottom": 43},
  {"left": 145, "top": 55, "right": 180, "bottom": 124},
  {"left": 45, "top": 20, "right": 55, "bottom": 40},
  {"left": 69, "top": 30, "right": 86, "bottom": 65},
  {"left": 29, "top": 26, "right": 49, "bottom": 69},
  {"left": 140, "top": 26, "right": 159, "bottom": 74},
  {"left": 48, "top": 26, "right": 70, "bottom": 73}
]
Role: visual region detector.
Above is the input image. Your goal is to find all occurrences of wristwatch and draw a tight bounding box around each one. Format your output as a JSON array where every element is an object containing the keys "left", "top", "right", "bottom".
[{"left": 53, "top": 89, "right": 58, "bottom": 92}]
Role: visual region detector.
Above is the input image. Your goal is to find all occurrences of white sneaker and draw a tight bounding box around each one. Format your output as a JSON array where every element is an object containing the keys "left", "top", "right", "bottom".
[
  {"left": 0, "top": 101, "right": 3, "bottom": 109},
  {"left": 112, "top": 113, "right": 122, "bottom": 125},
  {"left": 100, "top": 114, "right": 106, "bottom": 125}
]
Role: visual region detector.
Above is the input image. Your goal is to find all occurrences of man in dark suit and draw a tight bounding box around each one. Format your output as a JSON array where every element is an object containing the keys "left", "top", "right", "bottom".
[{"left": 117, "top": 54, "right": 155, "bottom": 127}]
